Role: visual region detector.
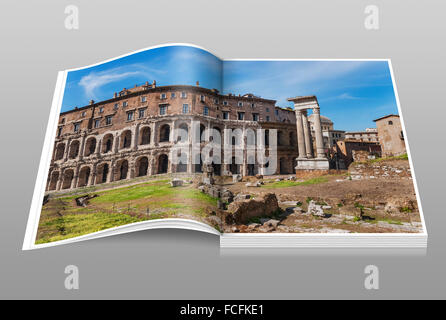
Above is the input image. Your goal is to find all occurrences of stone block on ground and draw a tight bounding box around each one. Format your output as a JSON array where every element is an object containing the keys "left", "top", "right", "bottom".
[{"left": 170, "top": 179, "right": 183, "bottom": 187}]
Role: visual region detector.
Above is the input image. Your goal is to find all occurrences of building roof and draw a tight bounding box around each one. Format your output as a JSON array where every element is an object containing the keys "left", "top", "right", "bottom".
[
  {"left": 308, "top": 113, "right": 333, "bottom": 124},
  {"left": 373, "top": 114, "right": 400, "bottom": 122}
]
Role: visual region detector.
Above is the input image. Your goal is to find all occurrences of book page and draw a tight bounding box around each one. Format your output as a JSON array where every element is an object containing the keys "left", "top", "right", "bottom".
[
  {"left": 219, "top": 59, "right": 425, "bottom": 237},
  {"left": 25, "top": 44, "right": 226, "bottom": 249}
]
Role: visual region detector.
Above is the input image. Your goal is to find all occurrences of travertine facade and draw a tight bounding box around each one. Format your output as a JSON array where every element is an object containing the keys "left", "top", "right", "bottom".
[{"left": 46, "top": 82, "right": 301, "bottom": 191}]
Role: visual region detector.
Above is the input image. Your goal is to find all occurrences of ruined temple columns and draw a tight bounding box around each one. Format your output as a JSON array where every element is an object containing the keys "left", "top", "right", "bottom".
[
  {"left": 295, "top": 110, "right": 307, "bottom": 159},
  {"left": 287, "top": 95, "right": 329, "bottom": 170},
  {"left": 312, "top": 107, "right": 325, "bottom": 159},
  {"left": 301, "top": 110, "right": 313, "bottom": 158}
]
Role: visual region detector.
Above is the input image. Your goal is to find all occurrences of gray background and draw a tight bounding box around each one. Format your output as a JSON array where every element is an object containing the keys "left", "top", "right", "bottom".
[{"left": 0, "top": 0, "right": 444, "bottom": 299}]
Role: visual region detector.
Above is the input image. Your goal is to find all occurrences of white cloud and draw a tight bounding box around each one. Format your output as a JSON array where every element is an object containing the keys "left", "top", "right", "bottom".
[{"left": 78, "top": 64, "right": 166, "bottom": 99}]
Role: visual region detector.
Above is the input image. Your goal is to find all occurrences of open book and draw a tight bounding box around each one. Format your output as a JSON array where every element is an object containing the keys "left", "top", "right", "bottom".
[{"left": 23, "top": 44, "right": 427, "bottom": 250}]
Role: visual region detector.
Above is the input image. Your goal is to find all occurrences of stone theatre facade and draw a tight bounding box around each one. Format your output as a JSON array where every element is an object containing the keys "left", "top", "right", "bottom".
[{"left": 46, "top": 81, "right": 306, "bottom": 192}]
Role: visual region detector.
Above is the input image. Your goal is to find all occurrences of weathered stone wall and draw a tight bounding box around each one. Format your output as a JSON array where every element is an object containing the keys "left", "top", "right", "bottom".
[
  {"left": 47, "top": 84, "right": 300, "bottom": 193},
  {"left": 375, "top": 115, "right": 406, "bottom": 157}
]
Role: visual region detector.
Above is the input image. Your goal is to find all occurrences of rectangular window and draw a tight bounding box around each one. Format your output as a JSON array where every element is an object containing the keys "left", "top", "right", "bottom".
[
  {"left": 81, "top": 111, "right": 86, "bottom": 117},
  {"left": 266, "top": 116, "right": 270, "bottom": 122},
  {"left": 182, "top": 104, "right": 189, "bottom": 114},
  {"left": 200, "top": 95, "right": 205, "bottom": 102},
  {"left": 171, "top": 92, "right": 176, "bottom": 98},
  {"left": 105, "top": 115, "right": 112, "bottom": 125},
  {"left": 203, "top": 106, "right": 209, "bottom": 116},
  {"left": 122, "top": 101, "right": 128, "bottom": 107},
  {"left": 57, "top": 127, "right": 62, "bottom": 137},
  {"left": 275, "top": 109, "right": 279, "bottom": 115},
  {"left": 223, "top": 111, "right": 229, "bottom": 120},
  {"left": 159, "top": 105, "right": 167, "bottom": 115},
  {"left": 99, "top": 107, "right": 104, "bottom": 113},
  {"left": 160, "top": 93, "right": 167, "bottom": 99},
  {"left": 214, "top": 98, "right": 219, "bottom": 104},
  {"left": 74, "top": 123, "right": 80, "bottom": 132},
  {"left": 181, "top": 92, "right": 187, "bottom": 98},
  {"left": 238, "top": 101, "right": 243, "bottom": 107},
  {"left": 114, "top": 103, "right": 119, "bottom": 110},
  {"left": 252, "top": 113, "right": 259, "bottom": 121},
  {"left": 127, "top": 111, "right": 134, "bottom": 121},
  {"left": 238, "top": 112, "right": 245, "bottom": 120},
  {"left": 251, "top": 103, "right": 255, "bottom": 108},
  {"left": 138, "top": 109, "right": 145, "bottom": 119},
  {"left": 141, "top": 96, "right": 147, "bottom": 102},
  {"left": 94, "top": 119, "right": 100, "bottom": 128},
  {"left": 223, "top": 101, "right": 228, "bottom": 106},
  {"left": 266, "top": 107, "right": 270, "bottom": 112}
]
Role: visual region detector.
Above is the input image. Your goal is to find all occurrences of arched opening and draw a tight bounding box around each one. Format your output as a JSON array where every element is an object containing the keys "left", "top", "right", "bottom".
[
  {"left": 62, "top": 169, "right": 74, "bottom": 189},
  {"left": 175, "top": 150, "right": 187, "bottom": 173},
  {"left": 247, "top": 156, "right": 257, "bottom": 176},
  {"left": 177, "top": 123, "right": 189, "bottom": 143},
  {"left": 116, "top": 160, "right": 129, "bottom": 180},
  {"left": 159, "top": 124, "right": 170, "bottom": 143},
  {"left": 69, "top": 140, "right": 80, "bottom": 159},
  {"left": 102, "top": 134, "right": 114, "bottom": 153},
  {"left": 212, "top": 162, "right": 221, "bottom": 176},
  {"left": 139, "top": 127, "right": 151, "bottom": 145},
  {"left": 55, "top": 143, "right": 65, "bottom": 160},
  {"left": 230, "top": 157, "right": 240, "bottom": 174},
  {"left": 48, "top": 171, "right": 59, "bottom": 191},
  {"left": 120, "top": 130, "right": 132, "bottom": 149},
  {"left": 84, "top": 137, "right": 97, "bottom": 156},
  {"left": 96, "top": 163, "right": 109, "bottom": 184},
  {"left": 194, "top": 155, "right": 203, "bottom": 173},
  {"left": 246, "top": 129, "right": 256, "bottom": 146},
  {"left": 77, "top": 166, "right": 91, "bottom": 187},
  {"left": 136, "top": 157, "right": 149, "bottom": 177},
  {"left": 289, "top": 131, "right": 297, "bottom": 146},
  {"left": 200, "top": 124, "right": 206, "bottom": 142},
  {"left": 210, "top": 126, "right": 221, "bottom": 143},
  {"left": 158, "top": 154, "right": 169, "bottom": 174},
  {"left": 277, "top": 130, "right": 286, "bottom": 146},
  {"left": 280, "top": 158, "right": 286, "bottom": 174}
]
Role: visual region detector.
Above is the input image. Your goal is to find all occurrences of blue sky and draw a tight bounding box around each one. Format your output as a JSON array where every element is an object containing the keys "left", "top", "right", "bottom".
[{"left": 62, "top": 45, "right": 399, "bottom": 131}]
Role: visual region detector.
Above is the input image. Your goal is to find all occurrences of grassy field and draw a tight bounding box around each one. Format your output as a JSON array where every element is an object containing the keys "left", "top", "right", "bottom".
[{"left": 36, "top": 179, "right": 218, "bottom": 244}]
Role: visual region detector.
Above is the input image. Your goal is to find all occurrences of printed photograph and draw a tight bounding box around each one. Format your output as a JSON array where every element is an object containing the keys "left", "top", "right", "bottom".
[{"left": 35, "top": 45, "right": 423, "bottom": 245}]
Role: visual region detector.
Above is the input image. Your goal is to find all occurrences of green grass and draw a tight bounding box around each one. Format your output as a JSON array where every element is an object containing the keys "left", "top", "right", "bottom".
[
  {"left": 37, "top": 179, "right": 220, "bottom": 244},
  {"left": 261, "top": 176, "right": 329, "bottom": 188},
  {"left": 357, "top": 153, "right": 408, "bottom": 164},
  {"left": 90, "top": 180, "right": 171, "bottom": 203},
  {"left": 36, "top": 212, "right": 148, "bottom": 244}
]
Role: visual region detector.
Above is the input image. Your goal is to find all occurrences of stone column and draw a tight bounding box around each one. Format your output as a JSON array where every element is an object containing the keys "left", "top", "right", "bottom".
[
  {"left": 312, "top": 107, "right": 325, "bottom": 158},
  {"left": 79, "top": 133, "right": 86, "bottom": 160},
  {"left": 63, "top": 138, "right": 71, "bottom": 161},
  {"left": 133, "top": 123, "right": 140, "bottom": 151},
  {"left": 113, "top": 133, "right": 120, "bottom": 153},
  {"left": 301, "top": 110, "right": 313, "bottom": 158},
  {"left": 295, "top": 110, "right": 307, "bottom": 159},
  {"left": 71, "top": 165, "right": 80, "bottom": 189},
  {"left": 90, "top": 163, "right": 97, "bottom": 186},
  {"left": 56, "top": 171, "right": 63, "bottom": 191}
]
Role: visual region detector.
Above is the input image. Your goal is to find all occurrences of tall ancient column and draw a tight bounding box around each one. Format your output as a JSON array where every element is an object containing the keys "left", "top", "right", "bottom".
[
  {"left": 295, "top": 110, "right": 307, "bottom": 159},
  {"left": 301, "top": 110, "right": 313, "bottom": 158},
  {"left": 312, "top": 107, "right": 325, "bottom": 158}
]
